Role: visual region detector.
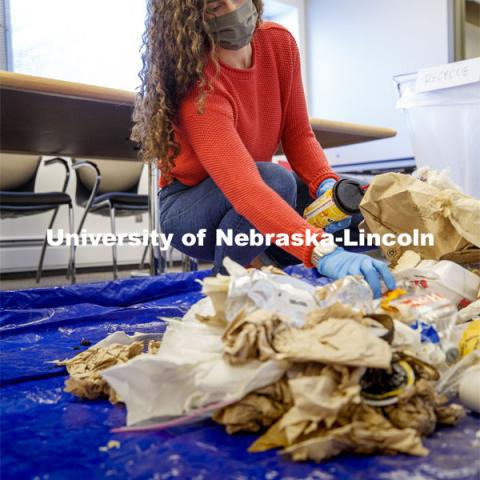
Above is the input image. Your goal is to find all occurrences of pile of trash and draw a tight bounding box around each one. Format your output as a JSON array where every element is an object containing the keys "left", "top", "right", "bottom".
[
  {"left": 56, "top": 169, "right": 480, "bottom": 463},
  {"left": 58, "top": 254, "right": 478, "bottom": 463}
]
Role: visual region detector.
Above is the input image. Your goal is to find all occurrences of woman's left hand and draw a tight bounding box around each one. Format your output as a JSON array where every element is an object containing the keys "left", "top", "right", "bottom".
[
  {"left": 316, "top": 178, "right": 352, "bottom": 233},
  {"left": 316, "top": 178, "right": 336, "bottom": 198}
]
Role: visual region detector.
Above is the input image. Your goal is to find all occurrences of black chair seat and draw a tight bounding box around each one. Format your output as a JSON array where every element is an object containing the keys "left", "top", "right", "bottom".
[
  {"left": 0, "top": 191, "right": 72, "bottom": 207},
  {"left": 89, "top": 192, "right": 149, "bottom": 210}
]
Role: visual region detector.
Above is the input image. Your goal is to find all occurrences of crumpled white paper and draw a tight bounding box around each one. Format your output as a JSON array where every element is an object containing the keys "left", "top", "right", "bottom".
[
  {"left": 95, "top": 331, "right": 163, "bottom": 348},
  {"left": 102, "top": 320, "right": 287, "bottom": 426}
]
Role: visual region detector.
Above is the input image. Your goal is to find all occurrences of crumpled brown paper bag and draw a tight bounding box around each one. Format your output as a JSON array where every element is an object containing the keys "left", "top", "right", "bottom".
[{"left": 360, "top": 173, "right": 480, "bottom": 263}]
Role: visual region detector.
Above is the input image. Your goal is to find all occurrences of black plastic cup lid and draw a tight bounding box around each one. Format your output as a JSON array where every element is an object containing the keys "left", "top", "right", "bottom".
[{"left": 332, "top": 179, "right": 364, "bottom": 215}]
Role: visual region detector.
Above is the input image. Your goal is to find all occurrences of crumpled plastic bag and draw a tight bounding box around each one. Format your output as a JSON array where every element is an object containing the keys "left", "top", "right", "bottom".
[
  {"left": 436, "top": 350, "right": 480, "bottom": 397},
  {"left": 314, "top": 276, "right": 374, "bottom": 314},
  {"left": 196, "top": 258, "right": 317, "bottom": 328},
  {"left": 392, "top": 319, "right": 448, "bottom": 368},
  {"left": 101, "top": 320, "right": 287, "bottom": 426}
]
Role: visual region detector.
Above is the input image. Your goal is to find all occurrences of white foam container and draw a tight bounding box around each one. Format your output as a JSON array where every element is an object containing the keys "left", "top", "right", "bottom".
[
  {"left": 395, "top": 259, "right": 480, "bottom": 306},
  {"left": 394, "top": 72, "right": 480, "bottom": 198}
]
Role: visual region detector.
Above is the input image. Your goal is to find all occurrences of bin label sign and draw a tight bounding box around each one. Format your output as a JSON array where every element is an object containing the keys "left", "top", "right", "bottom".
[{"left": 416, "top": 58, "right": 480, "bottom": 93}]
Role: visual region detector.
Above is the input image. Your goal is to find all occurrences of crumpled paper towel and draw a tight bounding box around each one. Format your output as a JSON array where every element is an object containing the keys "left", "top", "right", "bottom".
[{"left": 102, "top": 320, "right": 287, "bottom": 426}]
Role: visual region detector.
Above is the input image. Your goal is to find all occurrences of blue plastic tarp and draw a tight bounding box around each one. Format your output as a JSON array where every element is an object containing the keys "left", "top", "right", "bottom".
[{"left": 1, "top": 266, "right": 479, "bottom": 480}]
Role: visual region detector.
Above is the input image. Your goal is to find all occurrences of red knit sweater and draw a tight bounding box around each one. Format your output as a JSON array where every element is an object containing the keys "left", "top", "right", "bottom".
[{"left": 160, "top": 22, "right": 339, "bottom": 267}]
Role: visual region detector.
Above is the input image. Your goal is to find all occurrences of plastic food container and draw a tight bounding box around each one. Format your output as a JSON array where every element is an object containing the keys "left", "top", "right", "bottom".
[
  {"left": 394, "top": 72, "right": 480, "bottom": 197},
  {"left": 395, "top": 259, "right": 480, "bottom": 307},
  {"left": 303, "top": 179, "right": 364, "bottom": 228}
]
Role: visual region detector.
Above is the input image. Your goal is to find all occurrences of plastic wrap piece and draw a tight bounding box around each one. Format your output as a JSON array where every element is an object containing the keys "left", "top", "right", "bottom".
[
  {"left": 314, "top": 275, "right": 374, "bottom": 314},
  {"left": 1, "top": 376, "right": 480, "bottom": 480},
  {"left": 284, "top": 264, "right": 332, "bottom": 287}
]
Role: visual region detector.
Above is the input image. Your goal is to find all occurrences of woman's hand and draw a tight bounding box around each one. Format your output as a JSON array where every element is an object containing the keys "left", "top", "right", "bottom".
[
  {"left": 316, "top": 178, "right": 336, "bottom": 197},
  {"left": 316, "top": 178, "right": 352, "bottom": 233},
  {"left": 316, "top": 247, "right": 396, "bottom": 298}
]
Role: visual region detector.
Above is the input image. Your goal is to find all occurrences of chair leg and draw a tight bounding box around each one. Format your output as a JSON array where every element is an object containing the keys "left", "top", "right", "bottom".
[
  {"left": 36, "top": 205, "right": 61, "bottom": 283},
  {"left": 168, "top": 246, "right": 174, "bottom": 269},
  {"left": 190, "top": 257, "right": 198, "bottom": 272},
  {"left": 67, "top": 203, "right": 76, "bottom": 284},
  {"left": 181, "top": 253, "right": 198, "bottom": 272},
  {"left": 110, "top": 205, "right": 118, "bottom": 280}
]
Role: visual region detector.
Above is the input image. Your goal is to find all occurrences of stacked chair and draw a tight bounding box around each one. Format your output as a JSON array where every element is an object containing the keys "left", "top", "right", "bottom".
[
  {"left": 0, "top": 153, "right": 75, "bottom": 283},
  {"left": 71, "top": 158, "right": 149, "bottom": 280},
  {"left": 0, "top": 154, "right": 198, "bottom": 283}
]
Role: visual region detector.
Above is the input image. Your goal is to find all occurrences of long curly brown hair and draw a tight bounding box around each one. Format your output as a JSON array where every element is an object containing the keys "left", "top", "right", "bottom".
[{"left": 131, "top": 0, "right": 264, "bottom": 181}]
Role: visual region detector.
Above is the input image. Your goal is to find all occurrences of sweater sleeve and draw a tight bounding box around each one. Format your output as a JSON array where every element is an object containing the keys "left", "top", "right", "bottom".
[
  {"left": 280, "top": 35, "right": 339, "bottom": 198},
  {"left": 179, "top": 99, "right": 321, "bottom": 267}
]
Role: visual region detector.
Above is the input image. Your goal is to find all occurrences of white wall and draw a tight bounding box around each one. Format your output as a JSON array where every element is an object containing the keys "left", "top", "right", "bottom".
[{"left": 306, "top": 0, "right": 451, "bottom": 166}]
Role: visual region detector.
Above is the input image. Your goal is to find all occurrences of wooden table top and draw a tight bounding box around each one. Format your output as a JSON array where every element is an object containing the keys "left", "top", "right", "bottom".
[
  {"left": 0, "top": 71, "right": 136, "bottom": 104},
  {"left": 1, "top": 71, "right": 396, "bottom": 158}
]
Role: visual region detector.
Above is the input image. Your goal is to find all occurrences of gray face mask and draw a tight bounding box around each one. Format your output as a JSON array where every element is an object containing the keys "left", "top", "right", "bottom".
[{"left": 207, "top": 0, "right": 258, "bottom": 50}]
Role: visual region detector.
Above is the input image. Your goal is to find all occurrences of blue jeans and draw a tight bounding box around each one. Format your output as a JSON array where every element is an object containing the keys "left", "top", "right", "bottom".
[
  {"left": 159, "top": 162, "right": 363, "bottom": 274},
  {"left": 159, "top": 162, "right": 314, "bottom": 274}
]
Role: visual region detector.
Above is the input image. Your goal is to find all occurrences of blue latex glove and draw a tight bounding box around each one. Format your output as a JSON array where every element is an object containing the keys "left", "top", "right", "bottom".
[
  {"left": 316, "top": 247, "right": 396, "bottom": 298},
  {"left": 316, "top": 178, "right": 352, "bottom": 233},
  {"left": 316, "top": 178, "right": 336, "bottom": 198}
]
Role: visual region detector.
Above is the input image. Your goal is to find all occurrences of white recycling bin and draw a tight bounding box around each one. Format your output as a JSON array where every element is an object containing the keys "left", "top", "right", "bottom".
[{"left": 394, "top": 66, "right": 480, "bottom": 198}]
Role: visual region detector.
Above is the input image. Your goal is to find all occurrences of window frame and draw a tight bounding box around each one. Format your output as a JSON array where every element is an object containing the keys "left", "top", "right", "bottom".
[
  {"left": 1, "top": 0, "right": 13, "bottom": 70},
  {"left": 1, "top": 0, "right": 308, "bottom": 95}
]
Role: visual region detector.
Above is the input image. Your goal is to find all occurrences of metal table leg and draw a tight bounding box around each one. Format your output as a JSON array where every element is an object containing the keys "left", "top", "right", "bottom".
[{"left": 148, "top": 162, "right": 166, "bottom": 275}]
